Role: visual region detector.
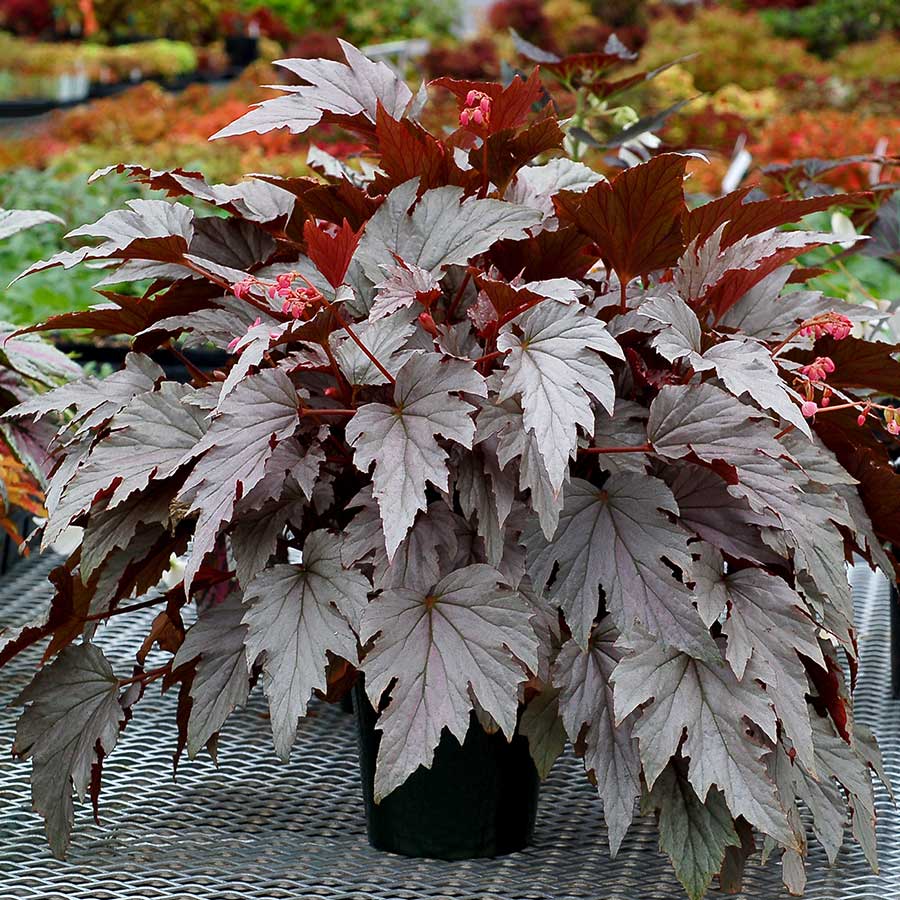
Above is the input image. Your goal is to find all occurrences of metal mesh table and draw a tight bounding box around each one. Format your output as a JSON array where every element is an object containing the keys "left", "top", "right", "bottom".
[{"left": 0, "top": 557, "right": 898, "bottom": 900}]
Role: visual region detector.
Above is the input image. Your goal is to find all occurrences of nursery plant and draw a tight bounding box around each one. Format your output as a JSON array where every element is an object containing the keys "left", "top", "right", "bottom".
[
  {"left": 0, "top": 209, "right": 82, "bottom": 547},
  {"left": 3, "top": 43, "right": 898, "bottom": 899}
]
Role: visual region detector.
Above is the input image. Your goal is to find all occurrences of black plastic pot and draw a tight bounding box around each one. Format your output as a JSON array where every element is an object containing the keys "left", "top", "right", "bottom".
[
  {"left": 51, "top": 339, "right": 228, "bottom": 385},
  {"left": 225, "top": 36, "right": 259, "bottom": 70},
  {"left": 0, "top": 508, "right": 35, "bottom": 578},
  {"left": 354, "top": 683, "right": 540, "bottom": 860}
]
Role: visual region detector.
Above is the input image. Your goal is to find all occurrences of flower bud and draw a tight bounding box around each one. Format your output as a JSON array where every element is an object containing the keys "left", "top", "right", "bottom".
[
  {"left": 459, "top": 109, "right": 470, "bottom": 128},
  {"left": 466, "top": 89, "right": 477, "bottom": 106},
  {"left": 858, "top": 412, "right": 867, "bottom": 427},
  {"left": 471, "top": 108, "right": 484, "bottom": 126},
  {"left": 801, "top": 400, "right": 818, "bottom": 418}
]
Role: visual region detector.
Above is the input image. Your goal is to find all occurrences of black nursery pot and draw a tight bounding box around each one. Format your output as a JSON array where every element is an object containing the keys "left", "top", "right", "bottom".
[
  {"left": 225, "top": 35, "right": 260, "bottom": 69},
  {"left": 353, "top": 683, "right": 540, "bottom": 860}
]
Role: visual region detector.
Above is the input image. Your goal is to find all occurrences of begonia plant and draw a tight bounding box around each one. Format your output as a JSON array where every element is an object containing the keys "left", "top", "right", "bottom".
[{"left": 2, "top": 43, "right": 896, "bottom": 899}]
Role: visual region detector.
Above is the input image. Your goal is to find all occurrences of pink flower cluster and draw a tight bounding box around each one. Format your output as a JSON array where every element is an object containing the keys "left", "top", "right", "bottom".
[
  {"left": 230, "top": 272, "right": 323, "bottom": 321},
  {"left": 799, "top": 356, "right": 835, "bottom": 383},
  {"left": 232, "top": 277, "right": 255, "bottom": 300},
  {"left": 799, "top": 312, "right": 852, "bottom": 341},
  {"left": 459, "top": 90, "right": 492, "bottom": 129}
]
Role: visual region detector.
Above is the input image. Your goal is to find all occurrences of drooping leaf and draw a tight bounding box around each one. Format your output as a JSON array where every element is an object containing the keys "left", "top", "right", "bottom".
[
  {"left": 518, "top": 687, "right": 567, "bottom": 780},
  {"left": 553, "top": 617, "right": 641, "bottom": 855},
  {"left": 211, "top": 41, "right": 413, "bottom": 139},
  {"left": 497, "top": 301, "right": 622, "bottom": 493},
  {"left": 692, "top": 544, "right": 824, "bottom": 769},
  {"left": 354, "top": 179, "right": 541, "bottom": 283},
  {"left": 177, "top": 368, "right": 301, "bottom": 588},
  {"left": 613, "top": 634, "right": 795, "bottom": 846},
  {"left": 523, "top": 475, "right": 713, "bottom": 655},
  {"left": 360, "top": 564, "right": 538, "bottom": 801},
  {"left": 0, "top": 330, "right": 82, "bottom": 387},
  {"left": 13, "top": 643, "right": 124, "bottom": 859},
  {"left": 345, "top": 353, "right": 486, "bottom": 557},
  {"left": 243, "top": 530, "right": 370, "bottom": 760},
  {"left": 171, "top": 593, "right": 250, "bottom": 758},
  {"left": 647, "top": 762, "right": 740, "bottom": 900}
]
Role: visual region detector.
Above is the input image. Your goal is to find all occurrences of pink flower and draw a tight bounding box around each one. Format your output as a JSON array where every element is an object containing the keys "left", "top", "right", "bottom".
[
  {"left": 459, "top": 90, "right": 491, "bottom": 131},
  {"left": 227, "top": 316, "right": 263, "bottom": 352},
  {"left": 889, "top": 420, "right": 900, "bottom": 436},
  {"left": 801, "top": 400, "right": 818, "bottom": 418},
  {"left": 799, "top": 313, "right": 853, "bottom": 341},
  {"left": 232, "top": 277, "right": 254, "bottom": 300},
  {"left": 858, "top": 412, "right": 867, "bottom": 427},
  {"left": 799, "top": 356, "right": 835, "bottom": 383}
]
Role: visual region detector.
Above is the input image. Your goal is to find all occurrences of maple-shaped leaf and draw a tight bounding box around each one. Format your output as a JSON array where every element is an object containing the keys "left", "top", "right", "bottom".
[
  {"left": 639, "top": 294, "right": 810, "bottom": 436},
  {"left": 646, "top": 762, "right": 740, "bottom": 900},
  {"left": 15, "top": 199, "right": 194, "bottom": 282},
  {"left": 303, "top": 218, "right": 362, "bottom": 289},
  {"left": 552, "top": 617, "right": 641, "bottom": 855},
  {"left": 171, "top": 593, "right": 250, "bottom": 758},
  {"left": 0, "top": 207, "right": 64, "bottom": 240},
  {"left": 345, "top": 353, "right": 486, "bottom": 557},
  {"left": 354, "top": 179, "right": 541, "bottom": 283},
  {"left": 523, "top": 475, "right": 713, "bottom": 654},
  {"left": 692, "top": 544, "right": 824, "bottom": 769},
  {"left": 243, "top": 530, "right": 370, "bottom": 760},
  {"left": 13, "top": 643, "right": 124, "bottom": 858},
  {"left": 369, "top": 260, "right": 442, "bottom": 320},
  {"left": 211, "top": 41, "right": 413, "bottom": 139},
  {"left": 431, "top": 69, "right": 544, "bottom": 136},
  {"left": 497, "top": 301, "right": 622, "bottom": 493},
  {"left": 554, "top": 153, "right": 688, "bottom": 287},
  {"left": 177, "top": 368, "right": 301, "bottom": 589},
  {"left": 360, "top": 564, "right": 538, "bottom": 800},
  {"left": 613, "top": 634, "right": 795, "bottom": 846}
]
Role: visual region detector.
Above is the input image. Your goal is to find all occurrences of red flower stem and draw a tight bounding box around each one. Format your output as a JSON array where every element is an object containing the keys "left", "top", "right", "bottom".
[
  {"left": 164, "top": 340, "right": 209, "bottom": 385},
  {"left": 296, "top": 273, "right": 396, "bottom": 386},
  {"left": 769, "top": 324, "right": 806, "bottom": 358},
  {"left": 118, "top": 665, "right": 170, "bottom": 689},
  {"left": 182, "top": 258, "right": 275, "bottom": 318},
  {"left": 474, "top": 348, "right": 507, "bottom": 365},
  {"left": 300, "top": 408, "right": 357, "bottom": 417},
  {"left": 580, "top": 443, "right": 653, "bottom": 455}
]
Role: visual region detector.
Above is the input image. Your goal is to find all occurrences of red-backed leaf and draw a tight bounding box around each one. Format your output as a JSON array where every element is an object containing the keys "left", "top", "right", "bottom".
[
  {"left": 431, "top": 70, "right": 544, "bottom": 136},
  {"left": 554, "top": 153, "right": 688, "bottom": 285},
  {"left": 477, "top": 118, "right": 565, "bottom": 194},
  {"left": 372, "top": 105, "right": 457, "bottom": 193},
  {"left": 258, "top": 175, "right": 383, "bottom": 231},
  {"left": 703, "top": 241, "right": 837, "bottom": 321},
  {"left": 684, "top": 190, "right": 873, "bottom": 250},
  {"left": 788, "top": 336, "right": 900, "bottom": 396},
  {"left": 303, "top": 219, "right": 362, "bottom": 289},
  {"left": 491, "top": 223, "right": 594, "bottom": 282}
]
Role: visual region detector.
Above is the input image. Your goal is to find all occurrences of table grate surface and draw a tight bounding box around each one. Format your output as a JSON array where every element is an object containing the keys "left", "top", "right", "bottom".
[{"left": 0, "top": 557, "right": 898, "bottom": 900}]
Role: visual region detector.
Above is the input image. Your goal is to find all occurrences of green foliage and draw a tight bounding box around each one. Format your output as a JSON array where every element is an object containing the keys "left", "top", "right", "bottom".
[
  {"left": 238, "top": 0, "right": 459, "bottom": 45},
  {"left": 641, "top": 7, "right": 827, "bottom": 93},
  {"left": 0, "top": 169, "right": 143, "bottom": 325},
  {"left": 764, "top": 0, "right": 900, "bottom": 58}
]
